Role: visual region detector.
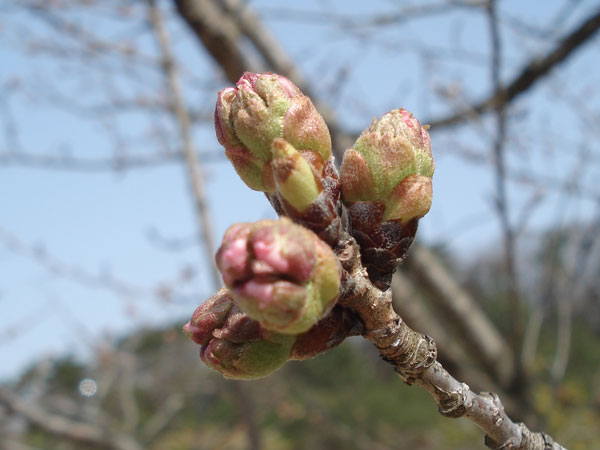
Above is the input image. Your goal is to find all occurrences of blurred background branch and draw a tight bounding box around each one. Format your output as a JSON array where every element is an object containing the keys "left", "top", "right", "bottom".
[{"left": 1, "top": 0, "right": 600, "bottom": 448}]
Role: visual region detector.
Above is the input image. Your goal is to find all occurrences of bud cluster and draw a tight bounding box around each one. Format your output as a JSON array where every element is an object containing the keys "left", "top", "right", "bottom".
[{"left": 186, "top": 73, "right": 435, "bottom": 378}]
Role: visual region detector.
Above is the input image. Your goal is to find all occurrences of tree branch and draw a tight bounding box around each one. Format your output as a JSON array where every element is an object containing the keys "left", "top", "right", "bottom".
[
  {"left": 427, "top": 6, "right": 600, "bottom": 129},
  {"left": 172, "top": 0, "right": 260, "bottom": 82},
  {"left": 335, "top": 236, "right": 564, "bottom": 450},
  {"left": 0, "top": 387, "right": 143, "bottom": 450},
  {"left": 147, "top": 4, "right": 262, "bottom": 450},
  {"left": 405, "top": 247, "right": 515, "bottom": 388},
  {"left": 391, "top": 272, "right": 516, "bottom": 408},
  {"left": 147, "top": 0, "right": 221, "bottom": 290},
  {"left": 172, "top": 3, "right": 569, "bottom": 444}
]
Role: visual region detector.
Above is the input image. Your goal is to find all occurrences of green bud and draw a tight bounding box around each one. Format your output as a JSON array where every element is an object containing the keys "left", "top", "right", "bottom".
[
  {"left": 340, "top": 108, "right": 434, "bottom": 223},
  {"left": 231, "top": 74, "right": 296, "bottom": 162},
  {"left": 201, "top": 329, "right": 294, "bottom": 380},
  {"left": 271, "top": 138, "right": 321, "bottom": 212},
  {"left": 384, "top": 174, "right": 433, "bottom": 223},
  {"left": 215, "top": 72, "right": 332, "bottom": 193}
]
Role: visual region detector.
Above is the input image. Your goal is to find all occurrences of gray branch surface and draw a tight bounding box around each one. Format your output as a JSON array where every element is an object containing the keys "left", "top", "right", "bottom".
[{"left": 335, "top": 235, "right": 565, "bottom": 450}]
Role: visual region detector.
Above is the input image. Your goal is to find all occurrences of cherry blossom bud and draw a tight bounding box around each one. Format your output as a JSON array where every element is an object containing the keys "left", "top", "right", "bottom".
[
  {"left": 184, "top": 289, "right": 294, "bottom": 379},
  {"left": 271, "top": 138, "right": 321, "bottom": 213},
  {"left": 183, "top": 289, "right": 233, "bottom": 346},
  {"left": 341, "top": 108, "right": 433, "bottom": 222},
  {"left": 215, "top": 72, "right": 331, "bottom": 192},
  {"left": 215, "top": 218, "right": 341, "bottom": 335},
  {"left": 340, "top": 109, "right": 434, "bottom": 289}
]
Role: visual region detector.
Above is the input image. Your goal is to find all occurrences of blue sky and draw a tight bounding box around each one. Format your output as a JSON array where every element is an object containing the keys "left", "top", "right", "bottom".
[{"left": 1, "top": 0, "right": 599, "bottom": 381}]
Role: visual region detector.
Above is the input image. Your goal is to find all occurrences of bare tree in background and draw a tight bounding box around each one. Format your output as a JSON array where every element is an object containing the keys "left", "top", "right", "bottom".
[{"left": 1, "top": 0, "right": 600, "bottom": 448}]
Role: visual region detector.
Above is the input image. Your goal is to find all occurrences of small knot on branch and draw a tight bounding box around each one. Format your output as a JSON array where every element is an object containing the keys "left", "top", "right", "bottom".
[
  {"left": 386, "top": 333, "right": 437, "bottom": 385},
  {"left": 436, "top": 382, "right": 470, "bottom": 418}
]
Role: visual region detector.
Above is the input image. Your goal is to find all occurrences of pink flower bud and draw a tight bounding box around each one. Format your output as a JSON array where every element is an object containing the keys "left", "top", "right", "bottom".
[
  {"left": 183, "top": 289, "right": 233, "bottom": 346},
  {"left": 216, "top": 218, "right": 341, "bottom": 334},
  {"left": 214, "top": 72, "right": 331, "bottom": 192},
  {"left": 215, "top": 224, "right": 252, "bottom": 287},
  {"left": 184, "top": 289, "right": 295, "bottom": 379}
]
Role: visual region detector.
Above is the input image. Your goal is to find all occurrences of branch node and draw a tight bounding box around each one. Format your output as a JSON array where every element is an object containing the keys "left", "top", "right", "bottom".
[
  {"left": 389, "top": 333, "right": 437, "bottom": 385},
  {"left": 437, "top": 382, "right": 470, "bottom": 418}
]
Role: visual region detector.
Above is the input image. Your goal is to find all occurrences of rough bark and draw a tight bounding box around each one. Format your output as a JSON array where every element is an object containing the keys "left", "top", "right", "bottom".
[
  {"left": 334, "top": 236, "right": 565, "bottom": 450},
  {"left": 406, "top": 246, "right": 515, "bottom": 388}
]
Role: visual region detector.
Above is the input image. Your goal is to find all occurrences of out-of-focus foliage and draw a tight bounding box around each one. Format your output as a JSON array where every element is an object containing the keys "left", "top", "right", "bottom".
[
  {"left": 6, "top": 256, "right": 600, "bottom": 450},
  {"left": 2, "top": 0, "right": 600, "bottom": 448}
]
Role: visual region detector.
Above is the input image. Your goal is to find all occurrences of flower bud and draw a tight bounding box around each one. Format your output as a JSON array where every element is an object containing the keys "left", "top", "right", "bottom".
[
  {"left": 340, "top": 108, "right": 434, "bottom": 223},
  {"left": 384, "top": 174, "right": 433, "bottom": 224},
  {"left": 184, "top": 289, "right": 295, "bottom": 379},
  {"left": 215, "top": 87, "right": 274, "bottom": 192},
  {"left": 215, "top": 72, "right": 332, "bottom": 192},
  {"left": 271, "top": 138, "right": 321, "bottom": 213},
  {"left": 200, "top": 335, "right": 294, "bottom": 380},
  {"left": 183, "top": 289, "right": 233, "bottom": 346},
  {"left": 215, "top": 218, "right": 341, "bottom": 335},
  {"left": 340, "top": 109, "right": 434, "bottom": 289}
]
